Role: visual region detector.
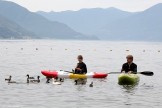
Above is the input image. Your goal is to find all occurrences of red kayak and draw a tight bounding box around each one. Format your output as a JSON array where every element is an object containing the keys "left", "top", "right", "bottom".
[{"left": 41, "top": 70, "right": 108, "bottom": 79}]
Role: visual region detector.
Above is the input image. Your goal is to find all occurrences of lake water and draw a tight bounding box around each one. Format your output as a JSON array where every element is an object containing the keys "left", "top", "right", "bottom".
[{"left": 0, "top": 40, "right": 162, "bottom": 108}]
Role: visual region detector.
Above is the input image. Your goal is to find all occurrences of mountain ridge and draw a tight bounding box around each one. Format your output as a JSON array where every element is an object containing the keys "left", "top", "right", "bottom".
[
  {"left": 37, "top": 8, "right": 133, "bottom": 35},
  {"left": 37, "top": 3, "right": 162, "bottom": 41},
  {"left": 0, "top": 0, "right": 97, "bottom": 40}
]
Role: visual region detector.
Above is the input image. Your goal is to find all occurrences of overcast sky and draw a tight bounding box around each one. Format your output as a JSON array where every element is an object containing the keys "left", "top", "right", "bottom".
[{"left": 7, "top": 0, "right": 162, "bottom": 12}]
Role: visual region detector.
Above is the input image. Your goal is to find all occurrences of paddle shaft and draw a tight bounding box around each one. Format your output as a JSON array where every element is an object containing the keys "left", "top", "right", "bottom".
[
  {"left": 108, "top": 71, "right": 154, "bottom": 76},
  {"left": 61, "top": 70, "right": 154, "bottom": 76}
]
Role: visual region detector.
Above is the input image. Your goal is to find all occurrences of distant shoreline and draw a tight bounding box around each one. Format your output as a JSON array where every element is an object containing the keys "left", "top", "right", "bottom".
[{"left": 0, "top": 39, "right": 161, "bottom": 43}]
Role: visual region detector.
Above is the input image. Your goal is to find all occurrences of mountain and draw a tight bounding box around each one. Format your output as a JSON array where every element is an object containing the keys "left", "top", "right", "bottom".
[
  {"left": 0, "top": 1, "right": 95, "bottom": 40},
  {"left": 37, "top": 8, "right": 133, "bottom": 35},
  {"left": 37, "top": 3, "right": 162, "bottom": 41},
  {"left": 0, "top": 15, "right": 35, "bottom": 39},
  {"left": 96, "top": 3, "right": 162, "bottom": 41}
]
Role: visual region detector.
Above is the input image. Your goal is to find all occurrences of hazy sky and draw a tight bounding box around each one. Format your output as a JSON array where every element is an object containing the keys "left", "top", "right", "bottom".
[{"left": 7, "top": 0, "right": 162, "bottom": 12}]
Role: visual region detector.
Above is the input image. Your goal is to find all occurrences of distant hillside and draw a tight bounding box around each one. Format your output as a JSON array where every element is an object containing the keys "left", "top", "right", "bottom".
[
  {"left": 37, "top": 3, "right": 162, "bottom": 41},
  {"left": 37, "top": 8, "right": 133, "bottom": 35},
  {"left": 0, "top": 1, "right": 96, "bottom": 40},
  {"left": 0, "top": 15, "right": 35, "bottom": 39},
  {"left": 96, "top": 3, "right": 162, "bottom": 41}
]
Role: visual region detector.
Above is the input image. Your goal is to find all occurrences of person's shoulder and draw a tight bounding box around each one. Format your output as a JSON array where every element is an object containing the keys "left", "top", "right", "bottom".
[
  {"left": 123, "top": 63, "right": 128, "bottom": 66},
  {"left": 132, "top": 63, "right": 137, "bottom": 66},
  {"left": 82, "top": 62, "right": 87, "bottom": 66}
]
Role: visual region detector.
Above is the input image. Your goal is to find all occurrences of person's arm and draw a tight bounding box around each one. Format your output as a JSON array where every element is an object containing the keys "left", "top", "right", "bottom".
[
  {"left": 83, "top": 64, "right": 87, "bottom": 74},
  {"left": 75, "top": 63, "right": 80, "bottom": 73},
  {"left": 133, "top": 64, "right": 137, "bottom": 74},
  {"left": 79, "top": 63, "right": 87, "bottom": 74},
  {"left": 121, "top": 64, "right": 125, "bottom": 73}
]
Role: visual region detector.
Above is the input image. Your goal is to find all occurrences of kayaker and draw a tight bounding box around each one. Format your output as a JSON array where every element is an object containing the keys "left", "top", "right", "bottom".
[
  {"left": 121, "top": 55, "right": 137, "bottom": 74},
  {"left": 74, "top": 55, "right": 87, "bottom": 74}
]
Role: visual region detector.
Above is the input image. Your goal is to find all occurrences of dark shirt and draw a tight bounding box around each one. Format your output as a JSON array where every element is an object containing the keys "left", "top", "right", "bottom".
[
  {"left": 75, "top": 62, "right": 87, "bottom": 74},
  {"left": 121, "top": 62, "right": 137, "bottom": 73}
]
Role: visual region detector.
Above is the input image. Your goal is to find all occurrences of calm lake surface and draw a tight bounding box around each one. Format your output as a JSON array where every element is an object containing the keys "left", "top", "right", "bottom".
[{"left": 0, "top": 40, "right": 162, "bottom": 108}]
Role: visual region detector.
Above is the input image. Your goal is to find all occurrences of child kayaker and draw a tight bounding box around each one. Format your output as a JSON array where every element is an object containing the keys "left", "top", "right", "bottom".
[
  {"left": 74, "top": 55, "right": 87, "bottom": 74},
  {"left": 121, "top": 55, "right": 137, "bottom": 74}
]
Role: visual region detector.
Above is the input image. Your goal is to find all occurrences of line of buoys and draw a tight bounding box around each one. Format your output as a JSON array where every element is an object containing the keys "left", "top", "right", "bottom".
[{"left": 2, "top": 48, "right": 161, "bottom": 53}]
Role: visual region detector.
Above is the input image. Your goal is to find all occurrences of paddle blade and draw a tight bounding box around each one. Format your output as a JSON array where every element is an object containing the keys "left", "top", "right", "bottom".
[{"left": 140, "top": 71, "right": 154, "bottom": 76}]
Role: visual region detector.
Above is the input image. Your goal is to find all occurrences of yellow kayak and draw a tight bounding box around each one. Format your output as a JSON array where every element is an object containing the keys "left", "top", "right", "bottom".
[{"left": 118, "top": 73, "right": 140, "bottom": 85}]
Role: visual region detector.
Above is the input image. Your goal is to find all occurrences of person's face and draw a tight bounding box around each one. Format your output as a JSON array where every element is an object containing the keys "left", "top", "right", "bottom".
[
  {"left": 77, "top": 57, "right": 83, "bottom": 62},
  {"left": 127, "top": 57, "right": 133, "bottom": 63}
]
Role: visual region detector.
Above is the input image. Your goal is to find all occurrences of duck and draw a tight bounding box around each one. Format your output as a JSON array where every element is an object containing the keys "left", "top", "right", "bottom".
[
  {"left": 52, "top": 78, "right": 61, "bottom": 85},
  {"left": 27, "top": 76, "right": 40, "bottom": 83},
  {"left": 30, "top": 76, "right": 40, "bottom": 83},
  {"left": 59, "top": 78, "right": 64, "bottom": 82},
  {"left": 46, "top": 77, "right": 51, "bottom": 83},
  {"left": 7, "top": 76, "right": 17, "bottom": 83},
  {"left": 27, "top": 78, "right": 29, "bottom": 83},
  {"left": 89, "top": 82, "right": 93, "bottom": 87},
  {"left": 5, "top": 75, "right": 11, "bottom": 81},
  {"left": 8, "top": 80, "right": 17, "bottom": 83},
  {"left": 75, "top": 79, "right": 78, "bottom": 85},
  {"left": 26, "top": 74, "right": 35, "bottom": 79}
]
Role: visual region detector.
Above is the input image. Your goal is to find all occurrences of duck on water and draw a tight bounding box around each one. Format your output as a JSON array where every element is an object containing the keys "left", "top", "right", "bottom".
[
  {"left": 5, "top": 76, "right": 16, "bottom": 83},
  {"left": 27, "top": 76, "right": 40, "bottom": 83}
]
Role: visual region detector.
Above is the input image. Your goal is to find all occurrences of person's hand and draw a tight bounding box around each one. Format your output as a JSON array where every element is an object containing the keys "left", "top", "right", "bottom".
[
  {"left": 122, "top": 71, "right": 125, "bottom": 73},
  {"left": 128, "top": 71, "right": 132, "bottom": 74},
  {"left": 76, "top": 68, "right": 81, "bottom": 71}
]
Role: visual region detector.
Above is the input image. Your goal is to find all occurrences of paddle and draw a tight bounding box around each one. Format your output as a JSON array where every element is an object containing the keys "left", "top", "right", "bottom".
[
  {"left": 60, "top": 70, "right": 74, "bottom": 73},
  {"left": 60, "top": 70, "right": 154, "bottom": 76},
  {"left": 108, "top": 71, "right": 154, "bottom": 76}
]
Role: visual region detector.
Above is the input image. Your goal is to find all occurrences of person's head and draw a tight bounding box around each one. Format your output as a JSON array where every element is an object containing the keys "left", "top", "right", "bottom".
[
  {"left": 77, "top": 55, "right": 83, "bottom": 63},
  {"left": 126, "top": 55, "right": 133, "bottom": 63}
]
